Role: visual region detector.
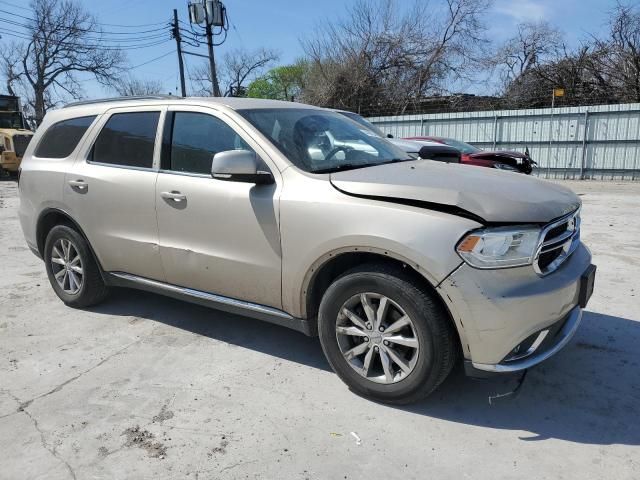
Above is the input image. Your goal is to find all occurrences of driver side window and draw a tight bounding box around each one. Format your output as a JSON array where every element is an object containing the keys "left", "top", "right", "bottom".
[{"left": 163, "top": 111, "right": 252, "bottom": 175}]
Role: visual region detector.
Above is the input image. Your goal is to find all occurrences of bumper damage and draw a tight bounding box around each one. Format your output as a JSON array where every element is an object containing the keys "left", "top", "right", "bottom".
[{"left": 437, "top": 242, "right": 595, "bottom": 374}]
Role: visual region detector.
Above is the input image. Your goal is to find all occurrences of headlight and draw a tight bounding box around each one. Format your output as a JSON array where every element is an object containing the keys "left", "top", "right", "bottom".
[
  {"left": 493, "top": 163, "right": 518, "bottom": 171},
  {"left": 457, "top": 226, "right": 541, "bottom": 269}
]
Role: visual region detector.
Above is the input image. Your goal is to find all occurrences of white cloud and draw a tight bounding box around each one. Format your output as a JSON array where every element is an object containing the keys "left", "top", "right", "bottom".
[{"left": 494, "top": 0, "right": 548, "bottom": 21}]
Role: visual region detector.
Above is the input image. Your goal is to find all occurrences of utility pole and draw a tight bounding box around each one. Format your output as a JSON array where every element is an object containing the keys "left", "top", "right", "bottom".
[
  {"left": 187, "top": 0, "right": 226, "bottom": 97},
  {"left": 205, "top": 21, "right": 221, "bottom": 97},
  {"left": 172, "top": 9, "right": 187, "bottom": 97}
]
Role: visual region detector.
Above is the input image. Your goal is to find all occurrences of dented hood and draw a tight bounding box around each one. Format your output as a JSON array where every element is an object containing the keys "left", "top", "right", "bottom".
[{"left": 329, "top": 160, "right": 581, "bottom": 224}]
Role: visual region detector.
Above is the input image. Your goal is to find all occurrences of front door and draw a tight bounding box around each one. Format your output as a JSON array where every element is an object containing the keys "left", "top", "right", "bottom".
[{"left": 155, "top": 107, "right": 282, "bottom": 308}]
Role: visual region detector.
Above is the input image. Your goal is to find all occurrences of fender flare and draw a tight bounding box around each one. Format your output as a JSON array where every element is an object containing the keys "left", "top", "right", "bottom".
[
  {"left": 299, "top": 245, "right": 438, "bottom": 319},
  {"left": 36, "top": 207, "right": 107, "bottom": 278}
]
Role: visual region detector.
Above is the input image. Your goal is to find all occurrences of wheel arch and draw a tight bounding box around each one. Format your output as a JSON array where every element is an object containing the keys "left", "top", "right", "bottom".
[
  {"left": 36, "top": 208, "right": 105, "bottom": 275},
  {"left": 301, "top": 247, "right": 464, "bottom": 352}
]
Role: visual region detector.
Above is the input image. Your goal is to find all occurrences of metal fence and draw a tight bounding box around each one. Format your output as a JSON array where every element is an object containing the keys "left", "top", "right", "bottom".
[{"left": 367, "top": 103, "right": 640, "bottom": 180}]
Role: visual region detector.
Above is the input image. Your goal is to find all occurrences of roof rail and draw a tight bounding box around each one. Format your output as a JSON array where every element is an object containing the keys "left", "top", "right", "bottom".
[{"left": 63, "top": 95, "right": 181, "bottom": 109}]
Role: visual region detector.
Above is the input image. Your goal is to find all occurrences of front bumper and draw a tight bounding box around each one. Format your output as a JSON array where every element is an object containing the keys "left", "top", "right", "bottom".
[
  {"left": 469, "top": 305, "right": 582, "bottom": 373},
  {"left": 437, "top": 242, "right": 593, "bottom": 372}
]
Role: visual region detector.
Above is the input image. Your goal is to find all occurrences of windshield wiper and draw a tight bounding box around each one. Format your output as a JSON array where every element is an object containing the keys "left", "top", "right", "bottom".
[
  {"left": 312, "top": 164, "right": 368, "bottom": 174},
  {"left": 312, "top": 158, "right": 414, "bottom": 174},
  {"left": 383, "top": 158, "right": 413, "bottom": 164}
]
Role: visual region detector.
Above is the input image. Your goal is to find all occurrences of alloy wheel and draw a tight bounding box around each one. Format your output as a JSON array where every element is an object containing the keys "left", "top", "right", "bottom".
[
  {"left": 335, "top": 292, "right": 420, "bottom": 384},
  {"left": 50, "top": 238, "right": 84, "bottom": 295}
]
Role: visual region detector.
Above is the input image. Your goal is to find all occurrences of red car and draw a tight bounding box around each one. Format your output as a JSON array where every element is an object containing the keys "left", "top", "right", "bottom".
[{"left": 405, "top": 136, "right": 536, "bottom": 174}]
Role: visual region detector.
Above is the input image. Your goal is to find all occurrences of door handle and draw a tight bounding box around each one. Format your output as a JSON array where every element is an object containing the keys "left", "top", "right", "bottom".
[
  {"left": 161, "top": 191, "right": 187, "bottom": 202},
  {"left": 68, "top": 179, "right": 88, "bottom": 191}
]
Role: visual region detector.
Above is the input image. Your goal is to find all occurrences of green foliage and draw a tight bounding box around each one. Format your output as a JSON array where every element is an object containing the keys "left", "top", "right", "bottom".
[{"left": 247, "top": 62, "right": 307, "bottom": 101}]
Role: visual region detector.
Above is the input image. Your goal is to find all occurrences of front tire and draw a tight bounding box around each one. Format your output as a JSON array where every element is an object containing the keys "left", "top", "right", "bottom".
[
  {"left": 318, "top": 263, "right": 457, "bottom": 404},
  {"left": 44, "top": 225, "right": 109, "bottom": 308}
]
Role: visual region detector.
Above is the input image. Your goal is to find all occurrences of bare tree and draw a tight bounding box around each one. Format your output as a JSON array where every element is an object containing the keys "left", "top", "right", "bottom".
[
  {"left": 499, "top": 3, "right": 640, "bottom": 108},
  {"left": 0, "top": 45, "right": 23, "bottom": 97},
  {"left": 591, "top": 2, "right": 640, "bottom": 102},
  {"left": 191, "top": 48, "right": 279, "bottom": 96},
  {"left": 300, "top": 0, "right": 492, "bottom": 113},
  {"left": 491, "top": 21, "right": 563, "bottom": 88},
  {"left": 0, "top": 0, "right": 123, "bottom": 123},
  {"left": 111, "top": 76, "right": 164, "bottom": 96}
]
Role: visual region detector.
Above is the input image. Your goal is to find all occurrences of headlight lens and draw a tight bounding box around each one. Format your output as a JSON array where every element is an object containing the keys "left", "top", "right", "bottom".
[{"left": 457, "top": 226, "right": 541, "bottom": 269}]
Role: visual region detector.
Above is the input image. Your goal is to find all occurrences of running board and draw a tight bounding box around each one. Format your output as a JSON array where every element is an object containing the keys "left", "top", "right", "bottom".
[{"left": 105, "top": 272, "right": 313, "bottom": 336}]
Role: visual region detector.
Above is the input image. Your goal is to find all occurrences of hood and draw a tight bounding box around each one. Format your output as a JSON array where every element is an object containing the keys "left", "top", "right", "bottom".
[{"left": 330, "top": 160, "right": 580, "bottom": 224}]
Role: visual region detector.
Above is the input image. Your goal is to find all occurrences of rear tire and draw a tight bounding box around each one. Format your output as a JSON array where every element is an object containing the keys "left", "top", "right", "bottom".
[
  {"left": 44, "top": 225, "right": 109, "bottom": 308},
  {"left": 318, "top": 263, "right": 457, "bottom": 404}
]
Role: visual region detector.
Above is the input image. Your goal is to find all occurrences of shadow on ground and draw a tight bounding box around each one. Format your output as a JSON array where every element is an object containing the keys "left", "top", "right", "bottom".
[
  {"left": 93, "top": 289, "right": 640, "bottom": 446},
  {"left": 93, "top": 288, "right": 331, "bottom": 371}
]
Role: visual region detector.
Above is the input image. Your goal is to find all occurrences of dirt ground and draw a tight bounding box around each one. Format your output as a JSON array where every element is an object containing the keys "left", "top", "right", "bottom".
[{"left": 1, "top": 178, "right": 639, "bottom": 479}]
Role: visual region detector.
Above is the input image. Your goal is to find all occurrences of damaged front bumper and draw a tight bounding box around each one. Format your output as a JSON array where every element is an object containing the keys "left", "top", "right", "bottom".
[
  {"left": 468, "top": 305, "right": 582, "bottom": 374},
  {"left": 437, "top": 242, "right": 594, "bottom": 376}
]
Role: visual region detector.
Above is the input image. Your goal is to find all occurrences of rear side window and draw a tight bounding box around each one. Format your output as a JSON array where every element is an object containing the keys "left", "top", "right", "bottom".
[
  {"left": 34, "top": 116, "right": 96, "bottom": 158},
  {"left": 91, "top": 111, "right": 159, "bottom": 168}
]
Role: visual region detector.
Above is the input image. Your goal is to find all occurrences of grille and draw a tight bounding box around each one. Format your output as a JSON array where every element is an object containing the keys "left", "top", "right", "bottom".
[
  {"left": 12, "top": 134, "right": 32, "bottom": 157},
  {"left": 534, "top": 209, "right": 581, "bottom": 275},
  {"left": 537, "top": 249, "right": 561, "bottom": 270},
  {"left": 545, "top": 222, "right": 568, "bottom": 240}
]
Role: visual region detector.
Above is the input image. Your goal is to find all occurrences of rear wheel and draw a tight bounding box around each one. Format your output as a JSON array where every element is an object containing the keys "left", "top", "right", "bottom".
[
  {"left": 44, "top": 225, "right": 109, "bottom": 307},
  {"left": 318, "top": 263, "right": 457, "bottom": 404}
]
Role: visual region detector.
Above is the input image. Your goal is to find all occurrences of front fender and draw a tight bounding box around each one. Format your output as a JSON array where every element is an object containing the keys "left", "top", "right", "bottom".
[{"left": 279, "top": 171, "right": 481, "bottom": 318}]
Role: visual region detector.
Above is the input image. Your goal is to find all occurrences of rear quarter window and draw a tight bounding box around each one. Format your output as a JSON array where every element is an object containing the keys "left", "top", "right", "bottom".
[{"left": 34, "top": 116, "right": 96, "bottom": 158}]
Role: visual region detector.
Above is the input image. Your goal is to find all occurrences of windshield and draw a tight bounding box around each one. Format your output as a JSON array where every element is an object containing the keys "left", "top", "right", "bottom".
[
  {"left": 439, "top": 137, "right": 481, "bottom": 154},
  {"left": 0, "top": 112, "right": 25, "bottom": 129},
  {"left": 337, "top": 111, "right": 387, "bottom": 138},
  {"left": 238, "top": 108, "right": 411, "bottom": 173}
]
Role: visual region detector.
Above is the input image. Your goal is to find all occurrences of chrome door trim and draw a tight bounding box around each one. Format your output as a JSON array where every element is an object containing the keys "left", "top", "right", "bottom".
[{"left": 105, "top": 272, "right": 313, "bottom": 335}]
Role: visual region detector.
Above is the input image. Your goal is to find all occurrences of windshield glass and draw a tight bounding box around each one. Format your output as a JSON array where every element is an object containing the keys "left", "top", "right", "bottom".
[
  {"left": 439, "top": 137, "right": 481, "bottom": 154},
  {"left": 337, "top": 111, "right": 387, "bottom": 138},
  {"left": 0, "top": 112, "right": 24, "bottom": 129},
  {"left": 238, "top": 108, "right": 411, "bottom": 173}
]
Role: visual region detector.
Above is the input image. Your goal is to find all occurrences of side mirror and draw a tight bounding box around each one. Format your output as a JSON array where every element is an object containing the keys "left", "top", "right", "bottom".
[
  {"left": 211, "top": 150, "right": 274, "bottom": 185},
  {"left": 386, "top": 133, "right": 394, "bottom": 138}
]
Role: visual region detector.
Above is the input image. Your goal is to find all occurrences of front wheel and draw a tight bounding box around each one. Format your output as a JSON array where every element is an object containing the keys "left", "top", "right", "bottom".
[{"left": 318, "top": 264, "right": 458, "bottom": 404}]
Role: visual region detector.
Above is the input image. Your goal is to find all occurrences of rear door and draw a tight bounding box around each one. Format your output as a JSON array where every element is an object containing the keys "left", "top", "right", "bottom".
[{"left": 64, "top": 106, "right": 166, "bottom": 281}]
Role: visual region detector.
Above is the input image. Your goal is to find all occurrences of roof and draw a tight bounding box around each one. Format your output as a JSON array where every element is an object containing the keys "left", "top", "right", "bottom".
[{"left": 62, "top": 95, "right": 321, "bottom": 112}]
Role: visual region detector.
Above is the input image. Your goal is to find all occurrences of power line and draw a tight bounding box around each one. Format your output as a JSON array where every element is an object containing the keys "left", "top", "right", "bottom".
[
  {"left": 130, "top": 49, "right": 176, "bottom": 69},
  {"left": 0, "top": 0, "right": 169, "bottom": 29},
  {"left": 0, "top": 0, "right": 29, "bottom": 11},
  {"left": 0, "top": 8, "right": 171, "bottom": 36},
  {"left": 0, "top": 26, "right": 172, "bottom": 51},
  {"left": 0, "top": 16, "right": 171, "bottom": 42}
]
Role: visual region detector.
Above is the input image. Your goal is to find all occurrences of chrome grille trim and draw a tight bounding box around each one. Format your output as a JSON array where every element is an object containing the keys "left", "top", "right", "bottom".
[{"left": 533, "top": 208, "right": 581, "bottom": 275}]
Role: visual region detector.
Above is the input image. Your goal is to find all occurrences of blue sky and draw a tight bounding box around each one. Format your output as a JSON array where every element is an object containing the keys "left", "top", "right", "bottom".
[{"left": 1, "top": 0, "right": 623, "bottom": 98}]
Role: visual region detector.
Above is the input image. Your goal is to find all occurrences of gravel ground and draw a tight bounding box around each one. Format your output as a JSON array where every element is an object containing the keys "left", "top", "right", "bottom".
[{"left": 0, "top": 178, "right": 639, "bottom": 480}]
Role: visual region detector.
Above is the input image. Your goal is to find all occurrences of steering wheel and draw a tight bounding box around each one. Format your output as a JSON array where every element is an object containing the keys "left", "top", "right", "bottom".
[{"left": 324, "top": 146, "right": 352, "bottom": 161}]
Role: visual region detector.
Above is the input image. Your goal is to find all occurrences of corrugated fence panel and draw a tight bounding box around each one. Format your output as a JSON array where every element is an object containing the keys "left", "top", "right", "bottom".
[{"left": 368, "top": 103, "right": 640, "bottom": 180}]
